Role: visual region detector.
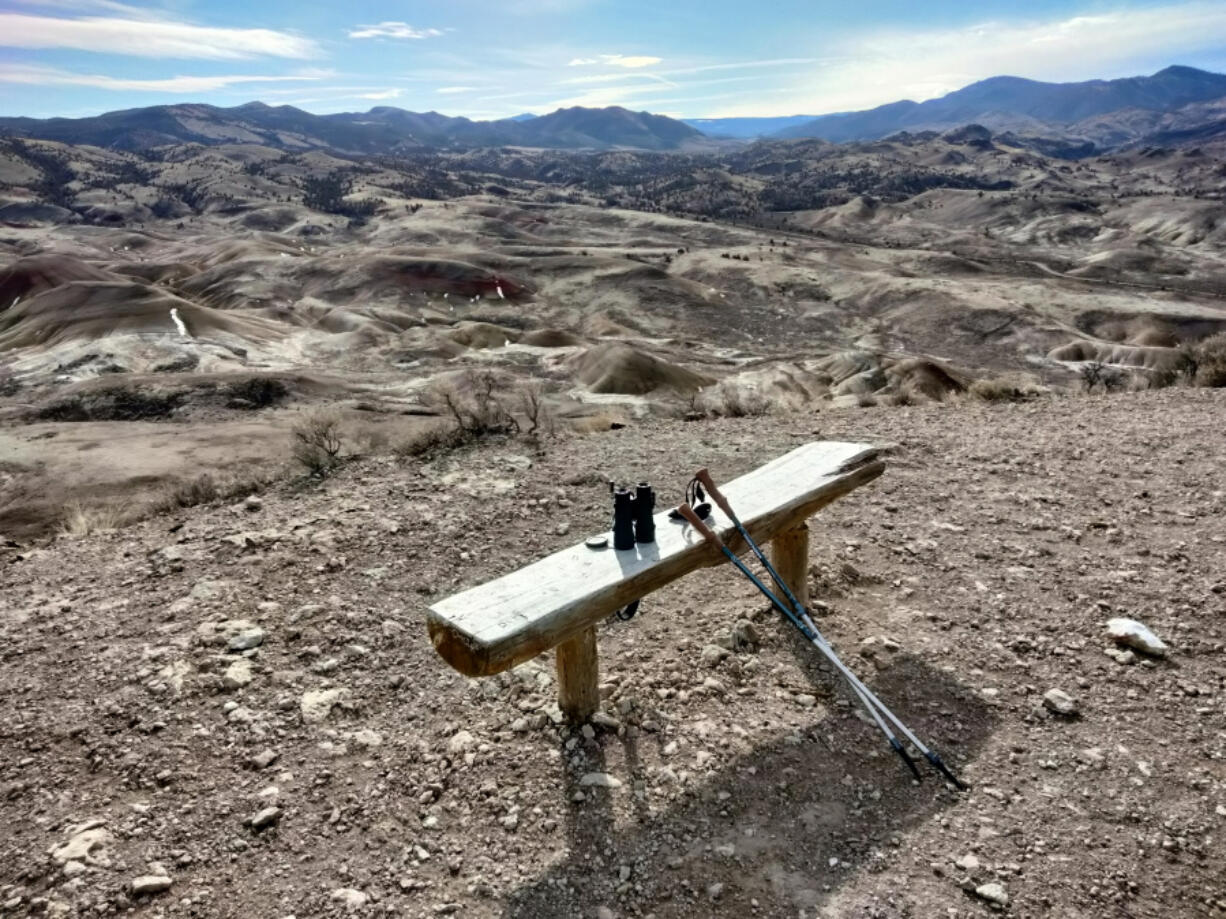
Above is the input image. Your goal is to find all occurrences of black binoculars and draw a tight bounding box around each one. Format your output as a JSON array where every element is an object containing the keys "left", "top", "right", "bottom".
[{"left": 610, "top": 482, "right": 655, "bottom": 550}]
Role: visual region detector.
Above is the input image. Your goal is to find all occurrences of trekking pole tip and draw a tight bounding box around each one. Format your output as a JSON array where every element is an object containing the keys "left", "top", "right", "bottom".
[
  {"left": 890, "top": 737, "right": 923, "bottom": 783},
  {"left": 925, "top": 751, "right": 969, "bottom": 791}
]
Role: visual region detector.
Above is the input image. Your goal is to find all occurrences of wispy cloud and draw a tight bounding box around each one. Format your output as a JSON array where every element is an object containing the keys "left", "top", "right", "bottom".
[
  {"left": 357, "top": 88, "right": 402, "bottom": 100},
  {"left": 0, "top": 63, "right": 326, "bottom": 92},
  {"left": 0, "top": 13, "right": 320, "bottom": 59},
  {"left": 348, "top": 21, "right": 443, "bottom": 40},
  {"left": 711, "top": 2, "right": 1226, "bottom": 116},
  {"left": 437, "top": 86, "right": 477, "bottom": 94},
  {"left": 569, "top": 53, "right": 662, "bottom": 69}
]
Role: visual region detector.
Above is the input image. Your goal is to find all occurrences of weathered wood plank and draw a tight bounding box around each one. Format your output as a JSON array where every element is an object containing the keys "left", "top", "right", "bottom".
[
  {"left": 556, "top": 626, "right": 599, "bottom": 722},
  {"left": 427, "top": 441, "right": 883, "bottom": 677},
  {"left": 771, "top": 523, "right": 810, "bottom": 611}
]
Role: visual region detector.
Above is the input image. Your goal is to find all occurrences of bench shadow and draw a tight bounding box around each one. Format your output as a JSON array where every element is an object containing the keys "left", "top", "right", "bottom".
[{"left": 504, "top": 654, "right": 996, "bottom": 918}]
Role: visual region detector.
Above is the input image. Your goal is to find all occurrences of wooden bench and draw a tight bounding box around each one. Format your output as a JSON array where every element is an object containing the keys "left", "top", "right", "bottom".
[{"left": 426, "top": 441, "right": 884, "bottom": 722}]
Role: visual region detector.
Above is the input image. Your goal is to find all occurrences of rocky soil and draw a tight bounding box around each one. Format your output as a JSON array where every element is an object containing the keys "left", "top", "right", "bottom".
[{"left": 1, "top": 388, "right": 1224, "bottom": 918}]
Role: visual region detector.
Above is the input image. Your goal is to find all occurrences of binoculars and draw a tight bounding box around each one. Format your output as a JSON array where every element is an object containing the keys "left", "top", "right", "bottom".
[{"left": 610, "top": 482, "right": 655, "bottom": 550}]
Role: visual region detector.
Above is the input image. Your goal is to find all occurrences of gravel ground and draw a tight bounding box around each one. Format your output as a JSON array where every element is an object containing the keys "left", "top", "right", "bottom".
[{"left": 1, "top": 388, "right": 1224, "bottom": 918}]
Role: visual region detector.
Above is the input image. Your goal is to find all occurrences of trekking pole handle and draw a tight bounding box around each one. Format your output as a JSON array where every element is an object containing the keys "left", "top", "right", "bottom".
[
  {"left": 677, "top": 503, "right": 723, "bottom": 550},
  {"left": 694, "top": 468, "right": 736, "bottom": 520}
]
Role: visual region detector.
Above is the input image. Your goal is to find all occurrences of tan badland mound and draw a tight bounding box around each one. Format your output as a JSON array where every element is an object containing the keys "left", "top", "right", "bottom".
[
  {"left": 887, "top": 358, "right": 970, "bottom": 400},
  {"left": 0, "top": 281, "right": 285, "bottom": 351},
  {"left": 520, "top": 328, "right": 584, "bottom": 348},
  {"left": 572, "top": 343, "right": 713, "bottom": 395},
  {"left": 0, "top": 255, "right": 116, "bottom": 306},
  {"left": 447, "top": 321, "right": 522, "bottom": 350}
]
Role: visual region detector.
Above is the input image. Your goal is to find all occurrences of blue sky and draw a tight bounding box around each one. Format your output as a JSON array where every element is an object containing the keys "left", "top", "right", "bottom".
[{"left": 2, "top": 0, "right": 1226, "bottom": 120}]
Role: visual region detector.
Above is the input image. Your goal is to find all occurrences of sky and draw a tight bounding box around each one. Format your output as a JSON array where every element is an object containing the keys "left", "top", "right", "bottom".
[{"left": 2, "top": 0, "right": 1226, "bottom": 120}]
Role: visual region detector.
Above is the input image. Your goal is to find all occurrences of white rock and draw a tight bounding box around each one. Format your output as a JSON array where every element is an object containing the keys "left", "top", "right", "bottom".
[
  {"left": 330, "top": 888, "right": 368, "bottom": 910},
  {"left": 222, "top": 659, "right": 254, "bottom": 690},
  {"left": 579, "top": 772, "right": 623, "bottom": 789},
  {"left": 446, "top": 730, "right": 475, "bottom": 754},
  {"left": 1042, "top": 688, "right": 1079, "bottom": 716},
  {"left": 700, "top": 644, "right": 730, "bottom": 666},
  {"left": 1105, "top": 618, "right": 1168, "bottom": 657},
  {"left": 347, "top": 729, "right": 383, "bottom": 748},
  {"left": 975, "top": 882, "right": 1009, "bottom": 908},
  {"left": 49, "top": 826, "right": 110, "bottom": 865},
  {"left": 228, "top": 627, "right": 266, "bottom": 652},
  {"left": 300, "top": 688, "right": 345, "bottom": 723},
  {"left": 955, "top": 853, "right": 980, "bottom": 871},
  {"left": 248, "top": 807, "right": 282, "bottom": 830},
  {"left": 131, "top": 875, "right": 173, "bottom": 896}
]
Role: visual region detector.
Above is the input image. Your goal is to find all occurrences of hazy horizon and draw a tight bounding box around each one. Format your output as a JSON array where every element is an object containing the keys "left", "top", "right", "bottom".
[{"left": 2, "top": 1, "right": 1226, "bottom": 121}]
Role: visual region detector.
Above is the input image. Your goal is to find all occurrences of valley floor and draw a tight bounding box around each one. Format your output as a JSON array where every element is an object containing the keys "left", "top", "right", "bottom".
[{"left": 1, "top": 388, "right": 1224, "bottom": 918}]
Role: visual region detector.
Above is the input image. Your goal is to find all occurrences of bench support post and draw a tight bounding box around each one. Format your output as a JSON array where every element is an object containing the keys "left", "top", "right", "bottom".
[
  {"left": 771, "top": 522, "right": 810, "bottom": 610},
  {"left": 556, "top": 626, "right": 599, "bottom": 723}
]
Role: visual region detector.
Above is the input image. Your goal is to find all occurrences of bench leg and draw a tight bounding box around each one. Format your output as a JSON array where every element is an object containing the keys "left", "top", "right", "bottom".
[
  {"left": 771, "top": 522, "right": 810, "bottom": 610},
  {"left": 556, "top": 625, "right": 599, "bottom": 723}
]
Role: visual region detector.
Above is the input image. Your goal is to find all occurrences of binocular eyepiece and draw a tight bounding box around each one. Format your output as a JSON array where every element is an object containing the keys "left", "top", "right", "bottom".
[{"left": 611, "top": 481, "right": 655, "bottom": 550}]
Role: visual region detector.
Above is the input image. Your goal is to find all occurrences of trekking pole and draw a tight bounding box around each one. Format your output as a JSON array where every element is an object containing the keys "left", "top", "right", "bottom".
[
  {"left": 676, "top": 503, "right": 923, "bottom": 782},
  {"left": 691, "top": 471, "right": 968, "bottom": 790}
]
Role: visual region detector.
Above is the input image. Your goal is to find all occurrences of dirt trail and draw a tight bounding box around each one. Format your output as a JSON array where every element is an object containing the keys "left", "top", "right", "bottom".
[{"left": 1, "top": 389, "right": 1224, "bottom": 918}]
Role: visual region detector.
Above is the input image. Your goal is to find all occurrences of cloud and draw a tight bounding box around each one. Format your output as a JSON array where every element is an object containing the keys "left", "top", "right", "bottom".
[
  {"left": 0, "top": 13, "right": 320, "bottom": 59},
  {"left": 348, "top": 21, "right": 443, "bottom": 40},
  {"left": 709, "top": 1, "right": 1226, "bottom": 117},
  {"left": 0, "top": 63, "right": 325, "bottom": 92},
  {"left": 569, "top": 53, "right": 662, "bottom": 69},
  {"left": 357, "top": 88, "right": 402, "bottom": 100},
  {"left": 437, "top": 86, "right": 477, "bottom": 94}
]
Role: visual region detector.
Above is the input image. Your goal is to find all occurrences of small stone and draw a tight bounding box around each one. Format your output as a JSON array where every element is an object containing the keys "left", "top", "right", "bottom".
[
  {"left": 1105, "top": 618, "right": 1168, "bottom": 657},
  {"left": 228, "top": 627, "right": 266, "bottom": 652},
  {"left": 555, "top": 522, "right": 571, "bottom": 536},
  {"left": 248, "top": 807, "right": 282, "bottom": 831},
  {"left": 244, "top": 495, "right": 263, "bottom": 512},
  {"left": 330, "top": 888, "right": 368, "bottom": 910},
  {"left": 795, "top": 693, "right": 817, "bottom": 708},
  {"left": 251, "top": 748, "right": 279, "bottom": 769},
  {"left": 49, "top": 825, "right": 110, "bottom": 864},
  {"left": 300, "top": 688, "right": 345, "bottom": 723},
  {"left": 955, "top": 854, "right": 980, "bottom": 871},
  {"left": 500, "top": 813, "right": 519, "bottom": 830},
  {"left": 222, "top": 659, "right": 254, "bottom": 690},
  {"left": 1105, "top": 647, "right": 1137, "bottom": 666},
  {"left": 1042, "top": 688, "right": 1079, "bottom": 716},
  {"left": 708, "top": 882, "right": 724, "bottom": 900},
  {"left": 131, "top": 875, "right": 173, "bottom": 896},
  {"left": 62, "top": 861, "right": 86, "bottom": 878},
  {"left": 347, "top": 729, "right": 382, "bottom": 748},
  {"left": 715, "top": 843, "right": 735, "bottom": 857},
  {"left": 700, "top": 644, "right": 730, "bottom": 667},
  {"left": 975, "top": 882, "right": 1009, "bottom": 908},
  {"left": 590, "top": 712, "right": 621, "bottom": 731},
  {"left": 728, "top": 619, "right": 760, "bottom": 651},
  {"left": 447, "top": 730, "right": 475, "bottom": 754},
  {"left": 579, "top": 772, "right": 622, "bottom": 789}
]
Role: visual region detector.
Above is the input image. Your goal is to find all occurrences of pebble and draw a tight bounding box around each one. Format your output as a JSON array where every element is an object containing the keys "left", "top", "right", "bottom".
[
  {"left": 1042, "top": 688, "right": 1079, "bottom": 716},
  {"left": 955, "top": 853, "right": 980, "bottom": 871},
  {"left": 330, "top": 888, "right": 368, "bottom": 910},
  {"left": 1105, "top": 618, "right": 1168, "bottom": 657},
  {"left": 228, "top": 627, "right": 266, "bottom": 652},
  {"left": 248, "top": 807, "right": 282, "bottom": 830},
  {"left": 251, "top": 748, "right": 279, "bottom": 769},
  {"left": 579, "top": 772, "right": 622, "bottom": 789},
  {"left": 708, "top": 882, "right": 724, "bottom": 900},
  {"left": 222, "top": 659, "right": 254, "bottom": 690},
  {"left": 975, "top": 882, "right": 1009, "bottom": 908},
  {"left": 131, "top": 875, "right": 173, "bottom": 896},
  {"left": 300, "top": 688, "right": 346, "bottom": 723},
  {"left": 446, "top": 730, "right": 475, "bottom": 754},
  {"left": 700, "top": 644, "right": 730, "bottom": 666},
  {"left": 243, "top": 495, "right": 263, "bottom": 511}
]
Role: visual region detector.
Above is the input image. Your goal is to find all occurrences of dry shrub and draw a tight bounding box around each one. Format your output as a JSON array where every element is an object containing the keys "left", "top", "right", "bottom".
[
  {"left": 149, "top": 471, "right": 272, "bottom": 514},
  {"left": 1079, "top": 361, "right": 1124, "bottom": 393},
  {"left": 1191, "top": 332, "right": 1226, "bottom": 387},
  {"left": 393, "top": 423, "right": 464, "bottom": 459},
  {"left": 706, "top": 381, "right": 770, "bottom": 418},
  {"left": 291, "top": 408, "right": 345, "bottom": 477},
  {"left": 970, "top": 378, "right": 1034, "bottom": 403},
  {"left": 427, "top": 370, "right": 521, "bottom": 440},
  {"left": 59, "top": 501, "right": 130, "bottom": 537}
]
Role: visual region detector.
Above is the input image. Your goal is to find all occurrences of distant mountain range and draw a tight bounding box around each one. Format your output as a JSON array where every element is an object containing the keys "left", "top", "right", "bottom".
[
  {"left": 1, "top": 66, "right": 1224, "bottom": 156},
  {"left": 0, "top": 103, "right": 706, "bottom": 154},
  {"left": 694, "top": 66, "right": 1226, "bottom": 146}
]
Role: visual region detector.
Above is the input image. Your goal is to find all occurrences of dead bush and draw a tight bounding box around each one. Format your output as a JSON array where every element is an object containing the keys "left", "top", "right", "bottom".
[
  {"left": 707, "top": 382, "right": 770, "bottom": 418},
  {"left": 59, "top": 501, "right": 130, "bottom": 537},
  {"left": 393, "top": 424, "right": 464, "bottom": 459},
  {"left": 1079, "top": 361, "right": 1124, "bottom": 393},
  {"left": 970, "top": 378, "right": 1032, "bottom": 402},
  {"left": 149, "top": 471, "right": 271, "bottom": 514},
  {"left": 426, "top": 370, "right": 521, "bottom": 440},
  {"left": 1191, "top": 332, "right": 1226, "bottom": 387},
  {"left": 291, "top": 408, "right": 345, "bottom": 478}
]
